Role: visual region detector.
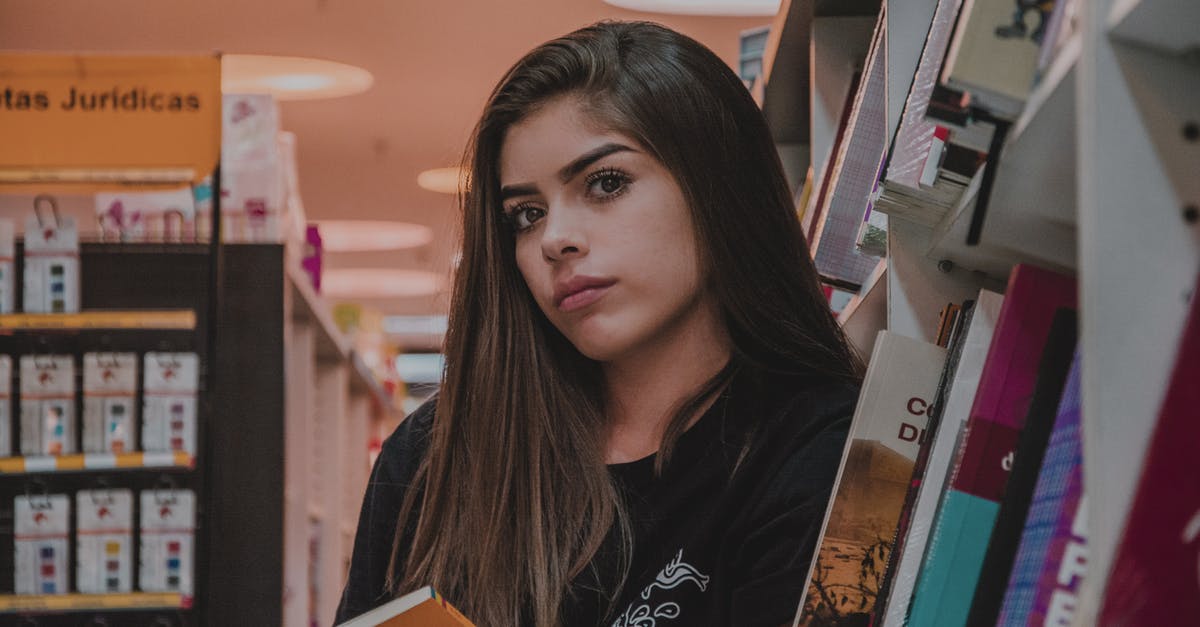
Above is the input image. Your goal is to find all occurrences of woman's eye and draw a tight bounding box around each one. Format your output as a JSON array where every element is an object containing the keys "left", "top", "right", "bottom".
[
  {"left": 510, "top": 205, "right": 545, "bottom": 231},
  {"left": 587, "top": 169, "right": 630, "bottom": 199}
]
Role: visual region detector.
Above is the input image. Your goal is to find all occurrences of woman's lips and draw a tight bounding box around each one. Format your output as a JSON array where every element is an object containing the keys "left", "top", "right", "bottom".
[
  {"left": 553, "top": 276, "right": 617, "bottom": 313},
  {"left": 558, "top": 284, "right": 612, "bottom": 313}
]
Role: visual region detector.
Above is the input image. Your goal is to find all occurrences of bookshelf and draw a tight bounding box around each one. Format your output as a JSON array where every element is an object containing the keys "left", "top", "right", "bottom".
[
  {"left": 765, "top": 0, "right": 1200, "bottom": 622},
  {"left": 1077, "top": 0, "right": 1199, "bottom": 620},
  {"left": 283, "top": 250, "right": 396, "bottom": 627}
]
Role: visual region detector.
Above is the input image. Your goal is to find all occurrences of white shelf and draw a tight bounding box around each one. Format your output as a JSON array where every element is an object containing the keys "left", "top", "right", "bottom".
[
  {"left": 925, "top": 37, "right": 1082, "bottom": 281},
  {"left": 286, "top": 260, "right": 352, "bottom": 361},
  {"left": 350, "top": 350, "right": 393, "bottom": 410},
  {"left": 838, "top": 259, "right": 887, "bottom": 357},
  {"left": 1108, "top": 0, "right": 1200, "bottom": 55}
]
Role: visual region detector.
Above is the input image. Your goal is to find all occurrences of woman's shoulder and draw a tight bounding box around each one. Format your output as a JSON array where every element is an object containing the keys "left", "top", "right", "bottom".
[
  {"left": 376, "top": 396, "right": 438, "bottom": 484},
  {"left": 739, "top": 373, "right": 860, "bottom": 506},
  {"left": 754, "top": 371, "right": 860, "bottom": 439}
]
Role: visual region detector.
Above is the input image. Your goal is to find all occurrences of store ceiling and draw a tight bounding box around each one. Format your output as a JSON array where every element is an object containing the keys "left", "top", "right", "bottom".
[{"left": 0, "top": 0, "right": 767, "bottom": 316}]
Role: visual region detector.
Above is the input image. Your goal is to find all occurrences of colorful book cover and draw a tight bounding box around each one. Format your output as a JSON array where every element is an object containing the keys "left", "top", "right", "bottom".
[
  {"left": 336, "top": 585, "right": 474, "bottom": 627},
  {"left": 996, "top": 350, "right": 1084, "bottom": 626},
  {"left": 968, "top": 309, "right": 1078, "bottom": 625},
  {"left": 906, "top": 264, "right": 1075, "bottom": 627},
  {"left": 794, "top": 331, "right": 947, "bottom": 626},
  {"left": 1099, "top": 274, "right": 1200, "bottom": 625},
  {"left": 880, "top": 289, "right": 1004, "bottom": 627}
]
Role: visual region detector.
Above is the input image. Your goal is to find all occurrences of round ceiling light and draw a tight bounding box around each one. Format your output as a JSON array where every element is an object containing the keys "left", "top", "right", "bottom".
[
  {"left": 222, "top": 54, "right": 373, "bottom": 100},
  {"left": 602, "top": 0, "right": 780, "bottom": 15},
  {"left": 314, "top": 220, "right": 434, "bottom": 252},
  {"left": 322, "top": 269, "right": 444, "bottom": 299},
  {"left": 417, "top": 167, "right": 468, "bottom": 195}
]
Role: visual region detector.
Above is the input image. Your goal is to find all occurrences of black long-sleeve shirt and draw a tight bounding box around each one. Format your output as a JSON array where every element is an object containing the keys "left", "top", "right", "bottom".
[{"left": 336, "top": 371, "right": 857, "bottom": 626}]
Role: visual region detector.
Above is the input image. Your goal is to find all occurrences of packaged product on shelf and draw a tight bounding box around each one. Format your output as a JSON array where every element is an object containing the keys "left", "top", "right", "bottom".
[
  {"left": 139, "top": 489, "right": 195, "bottom": 595},
  {"left": 95, "top": 187, "right": 197, "bottom": 243},
  {"left": 76, "top": 489, "right": 134, "bottom": 594},
  {"left": 22, "top": 199, "right": 80, "bottom": 313},
  {"left": 0, "top": 355, "right": 10, "bottom": 457},
  {"left": 0, "top": 218, "right": 14, "bottom": 313},
  {"left": 214, "top": 93, "right": 284, "bottom": 243},
  {"left": 19, "top": 355, "right": 77, "bottom": 456},
  {"left": 14, "top": 493, "right": 70, "bottom": 595},
  {"left": 301, "top": 224, "right": 322, "bottom": 292},
  {"left": 142, "top": 352, "right": 198, "bottom": 455},
  {"left": 82, "top": 353, "right": 138, "bottom": 455}
]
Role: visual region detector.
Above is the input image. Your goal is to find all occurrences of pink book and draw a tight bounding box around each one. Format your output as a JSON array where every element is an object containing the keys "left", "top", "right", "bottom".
[{"left": 1099, "top": 273, "right": 1200, "bottom": 624}]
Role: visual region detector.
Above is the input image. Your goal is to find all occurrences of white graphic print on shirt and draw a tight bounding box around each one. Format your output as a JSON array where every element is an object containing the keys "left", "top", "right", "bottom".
[{"left": 612, "top": 549, "right": 710, "bottom": 627}]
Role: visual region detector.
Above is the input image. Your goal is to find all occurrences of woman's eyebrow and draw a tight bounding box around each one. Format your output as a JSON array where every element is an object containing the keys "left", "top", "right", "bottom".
[{"left": 499, "top": 142, "right": 636, "bottom": 202}]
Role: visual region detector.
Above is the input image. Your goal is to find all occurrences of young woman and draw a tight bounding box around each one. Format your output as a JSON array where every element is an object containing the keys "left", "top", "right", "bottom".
[{"left": 336, "top": 21, "right": 864, "bottom": 627}]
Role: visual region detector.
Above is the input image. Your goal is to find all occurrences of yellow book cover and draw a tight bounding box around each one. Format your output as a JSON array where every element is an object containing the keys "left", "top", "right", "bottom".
[{"left": 336, "top": 586, "right": 473, "bottom": 627}]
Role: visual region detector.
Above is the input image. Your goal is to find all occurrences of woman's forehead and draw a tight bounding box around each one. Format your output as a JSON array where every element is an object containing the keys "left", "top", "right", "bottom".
[{"left": 499, "top": 99, "right": 639, "bottom": 184}]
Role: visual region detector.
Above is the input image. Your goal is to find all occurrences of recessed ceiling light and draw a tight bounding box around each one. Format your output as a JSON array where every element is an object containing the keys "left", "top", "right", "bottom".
[
  {"left": 222, "top": 54, "right": 373, "bottom": 100},
  {"left": 602, "top": 0, "right": 780, "bottom": 15},
  {"left": 417, "top": 167, "right": 468, "bottom": 195},
  {"left": 323, "top": 269, "right": 444, "bottom": 299},
  {"left": 314, "top": 220, "right": 434, "bottom": 252}
]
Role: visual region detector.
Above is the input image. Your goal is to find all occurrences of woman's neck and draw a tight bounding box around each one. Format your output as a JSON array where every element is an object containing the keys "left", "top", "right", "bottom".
[{"left": 602, "top": 301, "right": 732, "bottom": 464}]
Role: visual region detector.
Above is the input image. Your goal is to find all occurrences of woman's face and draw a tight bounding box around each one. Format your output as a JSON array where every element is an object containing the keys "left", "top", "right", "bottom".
[{"left": 498, "top": 96, "right": 718, "bottom": 364}]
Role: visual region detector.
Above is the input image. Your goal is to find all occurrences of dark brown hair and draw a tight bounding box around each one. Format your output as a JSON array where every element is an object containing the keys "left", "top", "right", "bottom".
[{"left": 391, "top": 20, "right": 863, "bottom": 625}]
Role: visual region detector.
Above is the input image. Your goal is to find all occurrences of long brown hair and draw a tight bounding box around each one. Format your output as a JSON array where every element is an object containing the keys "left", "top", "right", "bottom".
[{"left": 391, "top": 20, "right": 863, "bottom": 625}]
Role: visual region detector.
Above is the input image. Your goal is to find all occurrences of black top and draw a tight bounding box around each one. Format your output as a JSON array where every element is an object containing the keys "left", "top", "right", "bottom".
[{"left": 335, "top": 371, "right": 857, "bottom": 626}]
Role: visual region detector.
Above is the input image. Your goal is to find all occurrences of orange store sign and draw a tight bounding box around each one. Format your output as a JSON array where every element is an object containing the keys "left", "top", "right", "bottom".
[{"left": 0, "top": 53, "right": 221, "bottom": 191}]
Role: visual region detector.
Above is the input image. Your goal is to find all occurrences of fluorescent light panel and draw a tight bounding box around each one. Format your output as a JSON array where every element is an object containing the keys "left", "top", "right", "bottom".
[
  {"left": 314, "top": 220, "right": 434, "bottom": 252},
  {"left": 603, "top": 0, "right": 780, "bottom": 16},
  {"left": 322, "top": 269, "right": 443, "bottom": 298},
  {"left": 222, "top": 54, "right": 373, "bottom": 100}
]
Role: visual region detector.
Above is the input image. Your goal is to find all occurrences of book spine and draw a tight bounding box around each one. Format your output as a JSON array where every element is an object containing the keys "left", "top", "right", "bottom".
[
  {"left": 996, "top": 350, "right": 1084, "bottom": 626},
  {"left": 966, "top": 309, "right": 1078, "bottom": 625},
  {"left": 872, "top": 301, "right": 972, "bottom": 624},
  {"left": 908, "top": 266, "right": 1074, "bottom": 626}
]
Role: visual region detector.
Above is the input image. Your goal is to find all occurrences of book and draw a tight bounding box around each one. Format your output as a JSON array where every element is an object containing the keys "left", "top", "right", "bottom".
[
  {"left": 967, "top": 308, "right": 1078, "bottom": 625},
  {"left": 934, "top": 301, "right": 964, "bottom": 348},
  {"left": 336, "top": 586, "right": 474, "bottom": 627},
  {"left": 940, "top": 0, "right": 1053, "bottom": 118},
  {"left": 996, "top": 350, "right": 1085, "bottom": 627},
  {"left": 906, "top": 265, "right": 1075, "bottom": 627},
  {"left": 886, "top": 0, "right": 964, "bottom": 190},
  {"left": 1099, "top": 273, "right": 1200, "bottom": 624},
  {"left": 872, "top": 299, "right": 971, "bottom": 626},
  {"left": 878, "top": 289, "right": 1004, "bottom": 627},
  {"left": 810, "top": 12, "right": 887, "bottom": 286},
  {"left": 794, "top": 331, "right": 947, "bottom": 626},
  {"left": 803, "top": 71, "right": 863, "bottom": 244}
]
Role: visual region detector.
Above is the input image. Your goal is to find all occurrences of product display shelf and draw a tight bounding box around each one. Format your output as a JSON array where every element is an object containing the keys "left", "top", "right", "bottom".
[
  {"left": 0, "top": 310, "right": 196, "bottom": 331},
  {"left": 0, "top": 451, "right": 194, "bottom": 475},
  {"left": 775, "top": 0, "right": 1200, "bottom": 621},
  {"left": 0, "top": 591, "right": 189, "bottom": 614},
  {"left": 0, "top": 244, "right": 216, "bottom": 627}
]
